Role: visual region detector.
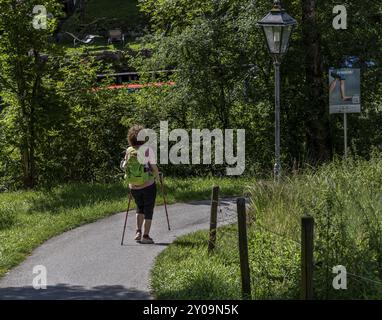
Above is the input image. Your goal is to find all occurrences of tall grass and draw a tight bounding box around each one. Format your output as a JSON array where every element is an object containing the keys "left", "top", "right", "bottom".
[
  {"left": 151, "top": 154, "right": 382, "bottom": 299},
  {"left": 248, "top": 154, "right": 382, "bottom": 299}
]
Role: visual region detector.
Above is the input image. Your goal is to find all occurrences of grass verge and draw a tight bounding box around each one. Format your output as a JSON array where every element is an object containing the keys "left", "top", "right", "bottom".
[{"left": 151, "top": 225, "right": 299, "bottom": 299}]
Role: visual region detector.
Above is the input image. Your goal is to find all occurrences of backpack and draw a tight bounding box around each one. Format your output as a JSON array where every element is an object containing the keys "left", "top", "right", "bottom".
[{"left": 122, "top": 147, "right": 151, "bottom": 185}]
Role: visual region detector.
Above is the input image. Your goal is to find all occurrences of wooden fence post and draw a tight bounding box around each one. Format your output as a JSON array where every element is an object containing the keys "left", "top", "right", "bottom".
[
  {"left": 301, "top": 215, "right": 314, "bottom": 300},
  {"left": 208, "top": 185, "right": 219, "bottom": 252},
  {"left": 237, "top": 197, "right": 251, "bottom": 300}
]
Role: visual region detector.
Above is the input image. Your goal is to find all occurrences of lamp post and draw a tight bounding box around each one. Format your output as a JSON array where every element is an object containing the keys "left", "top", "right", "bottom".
[{"left": 257, "top": 0, "right": 297, "bottom": 181}]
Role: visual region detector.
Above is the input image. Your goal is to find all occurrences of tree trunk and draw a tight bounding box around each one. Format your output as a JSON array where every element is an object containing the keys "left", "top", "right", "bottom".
[
  {"left": 18, "top": 50, "right": 42, "bottom": 189},
  {"left": 301, "top": 0, "right": 331, "bottom": 162},
  {"left": 80, "top": 0, "right": 86, "bottom": 22},
  {"left": 21, "top": 146, "right": 34, "bottom": 188},
  {"left": 19, "top": 98, "right": 35, "bottom": 189}
]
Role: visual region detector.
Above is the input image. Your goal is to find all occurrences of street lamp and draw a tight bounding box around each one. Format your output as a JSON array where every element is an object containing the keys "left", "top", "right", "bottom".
[{"left": 257, "top": 0, "right": 297, "bottom": 180}]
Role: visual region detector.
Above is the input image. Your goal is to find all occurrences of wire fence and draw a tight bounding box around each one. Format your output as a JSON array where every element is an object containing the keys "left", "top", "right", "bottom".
[
  {"left": 207, "top": 192, "right": 302, "bottom": 299},
  {"left": 213, "top": 197, "right": 301, "bottom": 249},
  {"left": 255, "top": 223, "right": 302, "bottom": 247},
  {"left": 214, "top": 199, "right": 242, "bottom": 251},
  {"left": 347, "top": 272, "right": 382, "bottom": 287}
]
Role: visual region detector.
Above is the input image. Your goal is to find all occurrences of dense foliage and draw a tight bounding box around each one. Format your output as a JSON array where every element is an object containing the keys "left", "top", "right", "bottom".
[
  {"left": 0, "top": 0, "right": 381, "bottom": 189},
  {"left": 137, "top": 0, "right": 382, "bottom": 164}
]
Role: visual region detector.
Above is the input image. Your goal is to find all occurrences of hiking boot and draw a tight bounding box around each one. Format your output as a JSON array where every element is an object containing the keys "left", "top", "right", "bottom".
[
  {"left": 141, "top": 235, "right": 154, "bottom": 244},
  {"left": 134, "top": 230, "right": 142, "bottom": 241}
]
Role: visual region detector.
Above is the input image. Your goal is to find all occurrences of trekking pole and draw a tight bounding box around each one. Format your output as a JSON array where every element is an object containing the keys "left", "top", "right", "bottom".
[
  {"left": 121, "top": 190, "right": 132, "bottom": 245},
  {"left": 159, "top": 172, "right": 171, "bottom": 231}
]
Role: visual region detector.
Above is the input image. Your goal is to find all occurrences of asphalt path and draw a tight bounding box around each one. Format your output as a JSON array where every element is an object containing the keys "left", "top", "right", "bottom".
[{"left": 0, "top": 198, "right": 237, "bottom": 300}]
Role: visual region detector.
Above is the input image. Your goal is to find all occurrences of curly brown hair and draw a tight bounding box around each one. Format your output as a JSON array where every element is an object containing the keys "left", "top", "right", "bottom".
[{"left": 127, "top": 124, "right": 146, "bottom": 147}]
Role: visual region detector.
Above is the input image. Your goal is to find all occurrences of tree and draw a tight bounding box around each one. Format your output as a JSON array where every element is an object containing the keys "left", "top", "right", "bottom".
[
  {"left": 139, "top": 0, "right": 382, "bottom": 169},
  {"left": 0, "top": 0, "right": 63, "bottom": 188},
  {"left": 301, "top": 0, "right": 331, "bottom": 161}
]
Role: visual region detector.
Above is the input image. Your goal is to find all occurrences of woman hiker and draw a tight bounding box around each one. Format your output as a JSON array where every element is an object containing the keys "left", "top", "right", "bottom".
[{"left": 123, "top": 125, "right": 160, "bottom": 244}]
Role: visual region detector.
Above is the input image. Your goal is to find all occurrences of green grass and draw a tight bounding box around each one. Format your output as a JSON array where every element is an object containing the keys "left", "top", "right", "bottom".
[
  {"left": 57, "top": 0, "right": 148, "bottom": 67},
  {"left": 60, "top": 41, "right": 124, "bottom": 56},
  {"left": 59, "top": 39, "right": 144, "bottom": 59},
  {"left": 0, "top": 177, "right": 250, "bottom": 279},
  {"left": 151, "top": 154, "right": 382, "bottom": 299},
  {"left": 151, "top": 226, "right": 300, "bottom": 299}
]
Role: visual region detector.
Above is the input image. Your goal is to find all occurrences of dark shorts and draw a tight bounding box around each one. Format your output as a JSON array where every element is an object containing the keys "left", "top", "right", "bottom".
[
  {"left": 331, "top": 71, "right": 346, "bottom": 81},
  {"left": 130, "top": 183, "right": 157, "bottom": 220}
]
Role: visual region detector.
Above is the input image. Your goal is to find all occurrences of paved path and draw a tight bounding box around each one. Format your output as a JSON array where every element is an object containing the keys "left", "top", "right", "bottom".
[{"left": 0, "top": 199, "right": 237, "bottom": 300}]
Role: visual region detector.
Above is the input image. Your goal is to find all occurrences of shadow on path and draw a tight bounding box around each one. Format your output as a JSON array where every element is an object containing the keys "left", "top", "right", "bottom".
[{"left": 0, "top": 284, "right": 151, "bottom": 300}]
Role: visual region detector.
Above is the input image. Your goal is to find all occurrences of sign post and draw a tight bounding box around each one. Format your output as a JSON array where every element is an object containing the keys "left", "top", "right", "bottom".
[
  {"left": 344, "top": 113, "right": 348, "bottom": 158},
  {"left": 329, "top": 68, "right": 361, "bottom": 158}
]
